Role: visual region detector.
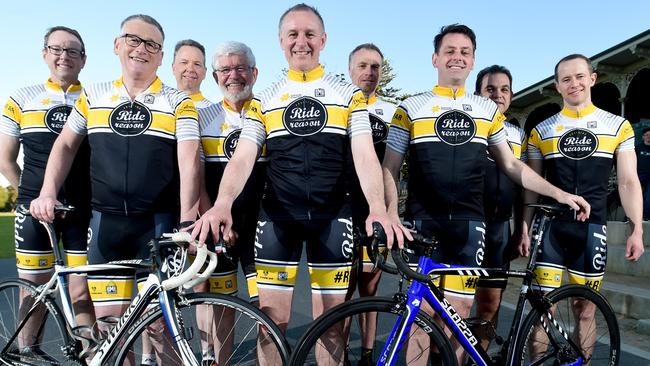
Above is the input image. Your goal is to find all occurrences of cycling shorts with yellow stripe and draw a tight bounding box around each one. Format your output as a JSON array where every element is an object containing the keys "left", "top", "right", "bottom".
[
  {"left": 255, "top": 205, "right": 354, "bottom": 295},
  {"left": 533, "top": 221, "right": 607, "bottom": 292},
  {"left": 14, "top": 205, "right": 89, "bottom": 274},
  {"left": 406, "top": 218, "right": 486, "bottom": 299}
]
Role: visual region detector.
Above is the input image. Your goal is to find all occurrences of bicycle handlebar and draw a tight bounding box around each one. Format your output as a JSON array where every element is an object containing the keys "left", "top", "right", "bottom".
[{"left": 159, "top": 231, "right": 218, "bottom": 290}]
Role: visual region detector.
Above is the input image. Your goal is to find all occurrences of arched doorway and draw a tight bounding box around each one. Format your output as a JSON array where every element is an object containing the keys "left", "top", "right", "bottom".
[
  {"left": 523, "top": 102, "right": 561, "bottom": 135},
  {"left": 592, "top": 82, "right": 621, "bottom": 116}
]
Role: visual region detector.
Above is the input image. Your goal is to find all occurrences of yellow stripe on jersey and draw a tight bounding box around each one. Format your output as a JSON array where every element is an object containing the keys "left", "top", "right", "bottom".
[
  {"left": 349, "top": 90, "right": 368, "bottom": 114},
  {"left": 308, "top": 264, "right": 352, "bottom": 293},
  {"left": 175, "top": 98, "right": 198, "bottom": 120},
  {"left": 149, "top": 113, "right": 176, "bottom": 134},
  {"left": 202, "top": 137, "right": 226, "bottom": 156},
  {"left": 261, "top": 105, "right": 350, "bottom": 135},
  {"left": 208, "top": 271, "right": 238, "bottom": 295},
  {"left": 256, "top": 263, "right": 299, "bottom": 288},
  {"left": 86, "top": 109, "right": 110, "bottom": 128},
  {"left": 87, "top": 277, "right": 134, "bottom": 302},
  {"left": 75, "top": 91, "right": 90, "bottom": 119},
  {"left": 18, "top": 111, "right": 47, "bottom": 128},
  {"left": 391, "top": 107, "right": 410, "bottom": 131},
  {"left": 16, "top": 251, "right": 55, "bottom": 271}
]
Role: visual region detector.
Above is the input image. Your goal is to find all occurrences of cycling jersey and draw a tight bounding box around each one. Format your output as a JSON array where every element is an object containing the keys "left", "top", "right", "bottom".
[
  {"left": 348, "top": 95, "right": 397, "bottom": 222},
  {"left": 527, "top": 104, "right": 634, "bottom": 224},
  {"left": 242, "top": 65, "right": 371, "bottom": 220},
  {"left": 484, "top": 121, "right": 526, "bottom": 221},
  {"left": 0, "top": 80, "right": 90, "bottom": 210},
  {"left": 66, "top": 77, "right": 199, "bottom": 216},
  {"left": 189, "top": 92, "right": 213, "bottom": 110},
  {"left": 387, "top": 86, "right": 506, "bottom": 220},
  {"left": 199, "top": 99, "right": 265, "bottom": 301},
  {"left": 199, "top": 99, "right": 267, "bottom": 216}
]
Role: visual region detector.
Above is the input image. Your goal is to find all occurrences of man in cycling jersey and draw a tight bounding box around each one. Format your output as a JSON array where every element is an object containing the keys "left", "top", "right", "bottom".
[
  {"left": 473, "top": 65, "right": 526, "bottom": 350},
  {"left": 345, "top": 42, "right": 397, "bottom": 365},
  {"left": 519, "top": 54, "right": 644, "bottom": 359},
  {"left": 191, "top": 4, "right": 397, "bottom": 364},
  {"left": 30, "top": 14, "right": 201, "bottom": 363},
  {"left": 196, "top": 40, "right": 263, "bottom": 366},
  {"left": 0, "top": 25, "right": 94, "bottom": 347},
  {"left": 172, "top": 39, "right": 212, "bottom": 110},
  {"left": 382, "top": 24, "right": 589, "bottom": 364}
]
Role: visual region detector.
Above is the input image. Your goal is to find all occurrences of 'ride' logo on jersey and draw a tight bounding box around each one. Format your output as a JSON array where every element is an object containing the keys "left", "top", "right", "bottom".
[
  {"left": 370, "top": 114, "right": 388, "bottom": 144},
  {"left": 557, "top": 128, "right": 598, "bottom": 160},
  {"left": 44, "top": 105, "right": 72, "bottom": 134},
  {"left": 282, "top": 96, "right": 327, "bottom": 136},
  {"left": 223, "top": 129, "right": 241, "bottom": 159},
  {"left": 109, "top": 101, "right": 153, "bottom": 137},
  {"left": 435, "top": 110, "right": 476, "bottom": 146}
]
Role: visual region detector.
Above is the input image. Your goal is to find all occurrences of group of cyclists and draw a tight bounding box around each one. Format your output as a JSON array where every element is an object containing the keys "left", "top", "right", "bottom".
[{"left": 0, "top": 2, "right": 645, "bottom": 365}]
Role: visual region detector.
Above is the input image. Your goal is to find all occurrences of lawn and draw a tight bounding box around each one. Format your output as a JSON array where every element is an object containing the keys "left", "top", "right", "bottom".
[{"left": 0, "top": 214, "right": 15, "bottom": 259}]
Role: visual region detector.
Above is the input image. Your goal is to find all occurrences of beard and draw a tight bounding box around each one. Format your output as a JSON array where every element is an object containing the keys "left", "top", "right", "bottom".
[{"left": 221, "top": 82, "right": 253, "bottom": 104}]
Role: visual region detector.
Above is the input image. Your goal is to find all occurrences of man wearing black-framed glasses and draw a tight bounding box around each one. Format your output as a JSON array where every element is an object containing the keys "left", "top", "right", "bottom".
[
  {"left": 0, "top": 24, "right": 94, "bottom": 354},
  {"left": 31, "top": 14, "right": 201, "bottom": 364}
]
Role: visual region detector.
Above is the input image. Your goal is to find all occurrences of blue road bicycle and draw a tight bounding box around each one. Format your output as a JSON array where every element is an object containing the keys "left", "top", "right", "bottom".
[{"left": 289, "top": 204, "right": 619, "bottom": 365}]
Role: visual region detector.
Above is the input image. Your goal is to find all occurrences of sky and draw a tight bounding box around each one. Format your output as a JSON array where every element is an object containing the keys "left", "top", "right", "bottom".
[{"left": 1, "top": 0, "right": 649, "bottom": 186}]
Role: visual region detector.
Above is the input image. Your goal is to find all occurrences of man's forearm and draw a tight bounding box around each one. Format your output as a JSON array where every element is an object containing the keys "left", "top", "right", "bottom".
[
  {"left": 0, "top": 162, "right": 20, "bottom": 189},
  {"left": 178, "top": 141, "right": 201, "bottom": 221}
]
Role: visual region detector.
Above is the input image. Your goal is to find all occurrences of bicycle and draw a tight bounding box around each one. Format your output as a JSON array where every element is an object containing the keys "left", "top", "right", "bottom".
[
  {"left": 289, "top": 204, "right": 620, "bottom": 365},
  {"left": 0, "top": 206, "right": 290, "bottom": 365}
]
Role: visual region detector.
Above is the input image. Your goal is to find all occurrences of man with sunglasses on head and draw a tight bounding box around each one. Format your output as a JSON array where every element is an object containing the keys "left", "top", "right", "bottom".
[
  {"left": 0, "top": 25, "right": 94, "bottom": 351},
  {"left": 30, "top": 14, "right": 201, "bottom": 363}
]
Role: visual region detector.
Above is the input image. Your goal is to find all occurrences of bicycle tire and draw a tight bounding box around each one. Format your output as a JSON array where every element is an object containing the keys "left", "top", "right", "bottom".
[
  {"left": 290, "top": 296, "right": 457, "bottom": 365},
  {"left": 0, "top": 279, "right": 80, "bottom": 365},
  {"left": 514, "top": 284, "right": 620, "bottom": 366},
  {"left": 113, "top": 292, "right": 290, "bottom": 365}
]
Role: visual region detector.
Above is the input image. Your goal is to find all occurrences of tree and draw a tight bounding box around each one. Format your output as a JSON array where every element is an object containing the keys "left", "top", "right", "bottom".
[
  {"left": 0, "top": 186, "right": 7, "bottom": 212},
  {"left": 5, "top": 186, "right": 17, "bottom": 211},
  {"left": 376, "top": 59, "right": 400, "bottom": 103}
]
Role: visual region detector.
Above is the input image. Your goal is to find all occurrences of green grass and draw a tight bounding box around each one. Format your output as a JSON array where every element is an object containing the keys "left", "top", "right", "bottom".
[{"left": 0, "top": 215, "right": 15, "bottom": 259}]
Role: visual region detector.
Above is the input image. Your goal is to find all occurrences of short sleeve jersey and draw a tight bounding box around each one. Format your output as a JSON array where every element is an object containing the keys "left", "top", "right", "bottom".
[
  {"left": 241, "top": 65, "right": 371, "bottom": 220},
  {"left": 527, "top": 104, "right": 634, "bottom": 224},
  {"left": 66, "top": 76, "right": 199, "bottom": 215},
  {"left": 386, "top": 86, "right": 507, "bottom": 220},
  {"left": 199, "top": 99, "right": 266, "bottom": 215},
  {"left": 0, "top": 80, "right": 90, "bottom": 209},
  {"left": 484, "top": 121, "right": 527, "bottom": 221},
  {"left": 188, "top": 92, "right": 213, "bottom": 110}
]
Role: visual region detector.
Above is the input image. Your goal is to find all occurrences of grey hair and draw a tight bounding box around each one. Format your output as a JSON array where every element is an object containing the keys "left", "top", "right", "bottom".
[
  {"left": 120, "top": 14, "right": 165, "bottom": 41},
  {"left": 212, "top": 41, "right": 256, "bottom": 70}
]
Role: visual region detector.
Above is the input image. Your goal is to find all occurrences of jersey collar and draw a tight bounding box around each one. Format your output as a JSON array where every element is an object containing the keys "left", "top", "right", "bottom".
[
  {"left": 287, "top": 65, "right": 324, "bottom": 82},
  {"left": 367, "top": 94, "right": 378, "bottom": 105},
  {"left": 189, "top": 92, "right": 206, "bottom": 103},
  {"left": 221, "top": 99, "right": 251, "bottom": 113},
  {"left": 560, "top": 103, "right": 596, "bottom": 118},
  {"left": 45, "top": 78, "right": 82, "bottom": 93},
  {"left": 433, "top": 85, "right": 465, "bottom": 99},
  {"left": 113, "top": 76, "right": 163, "bottom": 94}
]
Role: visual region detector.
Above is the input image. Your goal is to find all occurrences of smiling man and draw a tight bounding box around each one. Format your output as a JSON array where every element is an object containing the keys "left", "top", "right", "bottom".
[
  {"left": 30, "top": 14, "right": 200, "bottom": 364},
  {"left": 382, "top": 24, "right": 590, "bottom": 364},
  {"left": 520, "top": 54, "right": 643, "bottom": 360},
  {"left": 192, "top": 3, "right": 394, "bottom": 364},
  {"left": 172, "top": 39, "right": 211, "bottom": 109}
]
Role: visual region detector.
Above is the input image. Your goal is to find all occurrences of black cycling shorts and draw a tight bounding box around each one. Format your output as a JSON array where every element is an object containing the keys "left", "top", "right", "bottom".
[
  {"left": 477, "top": 220, "right": 511, "bottom": 289},
  {"left": 255, "top": 205, "right": 354, "bottom": 295},
  {"left": 14, "top": 205, "right": 89, "bottom": 274},
  {"left": 534, "top": 221, "right": 607, "bottom": 292}
]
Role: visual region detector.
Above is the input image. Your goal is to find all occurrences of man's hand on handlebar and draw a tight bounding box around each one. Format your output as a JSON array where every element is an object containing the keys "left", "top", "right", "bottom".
[{"left": 30, "top": 195, "right": 62, "bottom": 223}]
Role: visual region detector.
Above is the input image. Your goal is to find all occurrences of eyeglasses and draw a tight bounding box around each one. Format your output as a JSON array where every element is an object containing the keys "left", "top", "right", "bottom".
[
  {"left": 214, "top": 66, "right": 252, "bottom": 75},
  {"left": 120, "top": 33, "right": 162, "bottom": 54},
  {"left": 45, "top": 45, "right": 85, "bottom": 59}
]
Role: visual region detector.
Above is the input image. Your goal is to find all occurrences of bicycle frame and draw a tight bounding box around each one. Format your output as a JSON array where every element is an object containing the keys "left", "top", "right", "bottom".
[{"left": 376, "top": 210, "right": 584, "bottom": 366}]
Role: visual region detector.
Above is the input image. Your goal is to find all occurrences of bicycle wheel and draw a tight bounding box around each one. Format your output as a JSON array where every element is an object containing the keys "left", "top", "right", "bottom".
[
  {"left": 290, "top": 296, "right": 456, "bottom": 365},
  {"left": 0, "top": 279, "right": 80, "bottom": 365},
  {"left": 114, "top": 292, "right": 290, "bottom": 365},
  {"left": 514, "top": 284, "right": 620, "bottom": 366}
]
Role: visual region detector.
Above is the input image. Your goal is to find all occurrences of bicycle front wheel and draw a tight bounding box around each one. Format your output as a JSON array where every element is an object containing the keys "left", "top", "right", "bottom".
[
  {"left": 115, "top": 292, "right": 289, "bottom": 365},
  {"left": 0, "top": 279, "right": 79, "bottom": 365},
  {"left": 514, "top": 284, "right": 620, "bottom": 366},
  {"left": 290, "top": 296, "right": 456, "bottom": 365}
]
